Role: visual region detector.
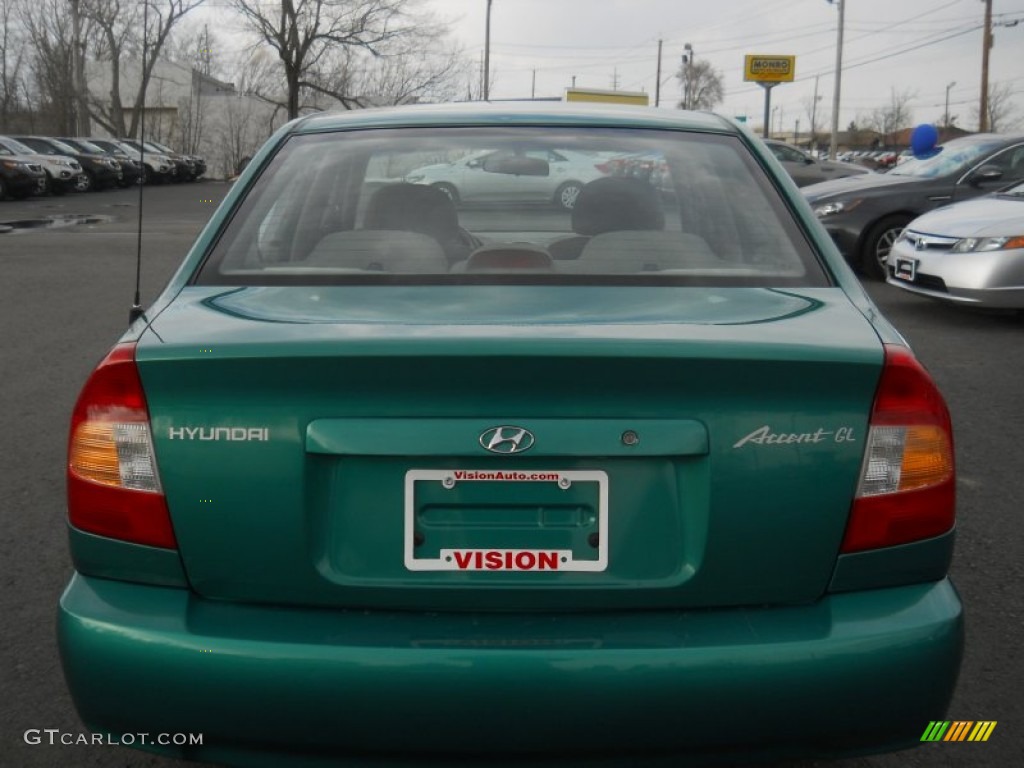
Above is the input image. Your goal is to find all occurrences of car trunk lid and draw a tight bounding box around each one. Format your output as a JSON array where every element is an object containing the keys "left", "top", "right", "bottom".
[{"left": 139, "top": 285, "right": 882, "bottom": 610}]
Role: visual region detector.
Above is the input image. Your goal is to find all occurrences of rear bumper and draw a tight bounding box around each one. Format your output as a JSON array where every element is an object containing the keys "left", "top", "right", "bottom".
[{"left": 59, "top": 574, "right": 963, "bottom": 765}]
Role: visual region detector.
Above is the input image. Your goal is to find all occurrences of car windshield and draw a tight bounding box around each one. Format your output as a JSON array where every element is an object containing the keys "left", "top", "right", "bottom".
[
  {"left": 2, "top": 137, "right": 36, "bottom": 155},
  {"left": 71, "top": 139, "right": 107, "bottom": 154},
  {"left": 889, "top": 138, "right": 1006, "bottom": 178},
  {"left": 196, "top": 127, "right": 825, "bottom": 288},
  {"left": 46, "top": 139, "right": 78, "bottom": 154}
]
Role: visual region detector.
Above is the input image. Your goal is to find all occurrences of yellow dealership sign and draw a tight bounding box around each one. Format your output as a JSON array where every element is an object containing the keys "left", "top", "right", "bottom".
[
  {"left": 564, "top": 88, "right": 649, "bottom": 106},
  {"left": 744, "top": 55, "right": 796, "bottom": 83}
]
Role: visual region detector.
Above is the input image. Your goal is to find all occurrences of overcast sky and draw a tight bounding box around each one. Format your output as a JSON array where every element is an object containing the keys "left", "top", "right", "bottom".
[{"left": 429, "top": 0, "right": 1024, "bottom": 133}]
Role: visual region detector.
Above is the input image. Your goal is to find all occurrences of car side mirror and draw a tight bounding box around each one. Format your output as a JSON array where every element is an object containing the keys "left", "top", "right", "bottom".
[{"left": 969, "top": 165, "right": 1003, "bottom": 186}]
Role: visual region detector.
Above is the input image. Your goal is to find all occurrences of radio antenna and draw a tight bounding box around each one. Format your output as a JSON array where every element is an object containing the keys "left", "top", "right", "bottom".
[{"left": 129, "top": 0, "right": 150, "bottom": 325}]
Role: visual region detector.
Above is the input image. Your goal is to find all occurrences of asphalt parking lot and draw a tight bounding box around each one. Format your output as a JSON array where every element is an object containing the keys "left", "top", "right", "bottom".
[{"left": 1, "top": 182, "right": 1021, "bottom": 767}]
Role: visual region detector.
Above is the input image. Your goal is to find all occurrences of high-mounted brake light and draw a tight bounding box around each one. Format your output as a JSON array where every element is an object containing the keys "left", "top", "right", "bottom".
[
  {"left": 841, "top": 345, "right": 954, "bottom": 553},
  {"left": 67, "top": 343, "right": 176, "bottom": 549}
]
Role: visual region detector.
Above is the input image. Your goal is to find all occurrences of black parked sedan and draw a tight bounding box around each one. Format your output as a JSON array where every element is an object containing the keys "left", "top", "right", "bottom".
[{"left": 803, "top": 133, "right": 1024, "bottom": 277}]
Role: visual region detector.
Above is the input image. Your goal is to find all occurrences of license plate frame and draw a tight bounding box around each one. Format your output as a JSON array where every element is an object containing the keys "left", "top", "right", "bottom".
[
  {"left": 403, "top": 468, "right": 608, "bottom": 572},
  {"left": 894, "top": 256, "right": 918, "bottom": 281}
]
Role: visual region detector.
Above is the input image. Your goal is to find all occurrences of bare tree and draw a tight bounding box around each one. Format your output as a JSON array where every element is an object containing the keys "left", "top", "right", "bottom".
[
  {"left": 306, "top": 39, "right": 463, "bottom": 109},
  {"left": 867, "top": 87, "right": 915, "bottom": 147},
  {"left": 82, "top": 0, "right": 136, "bottom": 136},
  {"left": 973, "top": 82, "right": 1019, "bottom": 133},
  {"left": 231, "top": 0, "right": 460, "bottom": 119},
  {"left": 802, "top": 90, "right": 823, "bottom": 151},
  {"left": 18, "top": 0, "right": 80, "bottom": 134},
  {"left": 676, "top": 59, "right": 724, "bottom": 111},
  {"left": 0, "top": 0, "right": 27, "bottom": 129},
  {"left": 83, "top": 0, "right": 205, "bottom": 138},
  {"left": 168, "top": 23, "right": 223, "bottom": 153}
]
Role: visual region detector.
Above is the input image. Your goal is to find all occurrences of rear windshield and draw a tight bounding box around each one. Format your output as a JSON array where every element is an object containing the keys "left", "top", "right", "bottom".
[{"left": 195, "top": 127, "right": 827, "bottom": 287}]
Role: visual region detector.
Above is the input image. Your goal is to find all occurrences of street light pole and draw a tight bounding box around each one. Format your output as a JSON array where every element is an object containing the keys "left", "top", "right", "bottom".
[
  {"left": 944, "top": 81, "right": 956, "bottom": 129},
  {"left": 828, "top": 0, "right": 845, "bottom": 160},
  {"left": 483, "top": 0, "right": 493, "bottom": 101}
]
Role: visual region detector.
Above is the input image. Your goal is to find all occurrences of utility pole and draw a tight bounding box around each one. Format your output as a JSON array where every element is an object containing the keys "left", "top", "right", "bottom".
[
  {"left": 531, "top": 69, "right": 536, "bottom": 99},
  {"left": 655, "top": 39, "right": 663, "bottom": 107},
  {"left": 828, "top": 0, "right": 845, "bottom": 160},
  {"left": 979, "top": 0, "right": 992, "bottom": 132},
  {"left": 810, "top": 75, "right": 820, "bottom": 142},
  {"left": 611, "top": 68, "right": 620, "bottom": 90},
  {"left": 483, "top": 0, "right": 493, "bottom": 101}
]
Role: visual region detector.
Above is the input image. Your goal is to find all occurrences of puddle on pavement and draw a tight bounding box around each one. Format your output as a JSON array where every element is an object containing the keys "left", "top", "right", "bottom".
[{"left": 0, "top": 213, "right": 115, "bottom": 233}]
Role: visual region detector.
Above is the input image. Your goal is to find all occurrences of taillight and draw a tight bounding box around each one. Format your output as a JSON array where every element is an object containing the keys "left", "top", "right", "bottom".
[
  {"left": 67, "top": 343, "right": 176, "bottom": 549},
  {"left": 841, "top": 345, "right": 954, "bottom": 553}
]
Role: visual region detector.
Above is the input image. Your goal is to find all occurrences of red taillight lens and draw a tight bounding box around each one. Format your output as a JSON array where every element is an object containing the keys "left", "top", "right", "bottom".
[
  {"left": 67, "top": 343, "right": 177, "bottom": 549},
  {"left": 841, "top": 345, "right": 954, "bottom": 553}
]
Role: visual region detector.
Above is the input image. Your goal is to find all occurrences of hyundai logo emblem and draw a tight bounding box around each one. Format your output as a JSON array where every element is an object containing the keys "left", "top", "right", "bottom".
[{"left": 479, "top": 426, "right": 535, "bottom": 454}]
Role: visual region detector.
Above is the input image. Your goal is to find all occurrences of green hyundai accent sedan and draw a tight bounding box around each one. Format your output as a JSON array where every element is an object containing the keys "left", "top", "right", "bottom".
[{"left": 60, "top": 103, "right": 962, "bottom": 765}]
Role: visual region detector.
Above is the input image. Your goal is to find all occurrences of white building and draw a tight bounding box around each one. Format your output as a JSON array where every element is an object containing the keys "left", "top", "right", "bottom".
[{"left": 86, "top": 56, "right": 287, "bottom": 178}]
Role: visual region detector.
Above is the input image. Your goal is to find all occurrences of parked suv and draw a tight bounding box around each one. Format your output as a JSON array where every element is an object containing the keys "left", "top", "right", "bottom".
[
  {"left": 0, "top": 135, "right": 83, "bottom": 195},
  {"left": 120, "top": 138, "right": 194, "bottom": 182},
  {"left": 12, "top": 136, "right": 122, "bottom": 192},
  {"left": 804, "top": 133, "right": 1024, "bottom": 277},
  {"left": 0, "top": 143, "right": 47, "bottom": 199},
  {"left": 60, "top": 137, "right": 142, "bottom": 187},
  {"left": 147, "top": 139, "right": 206, "bottom": 181},
  {"left": 92, "top": 138, "right": 175, "bottom": 184}
]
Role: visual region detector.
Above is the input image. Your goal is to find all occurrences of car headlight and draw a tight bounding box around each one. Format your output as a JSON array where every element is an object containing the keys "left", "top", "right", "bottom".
[
  {"left": 812, "top": 198, "right": 863, "bottom": 218},
  {"left": 58, "top": 159, "right": 76, "bottom": 167},
  {"left": 951, "top": 236, "right": 1024, "bottom": 253}
]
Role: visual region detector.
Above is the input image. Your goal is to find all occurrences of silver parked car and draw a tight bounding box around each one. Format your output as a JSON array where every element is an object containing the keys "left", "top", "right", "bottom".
[
  {"left": 765, "top": 139, "right": 871, "bottom": 187},
  {"left": 887, "top": 179, "right": 1024, "bottom": 308},
  {"left": 405, "top": 148, "right": 609, "bottom": 209}
]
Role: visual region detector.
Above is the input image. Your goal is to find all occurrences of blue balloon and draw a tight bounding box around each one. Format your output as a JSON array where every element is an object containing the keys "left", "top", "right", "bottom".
[{"left": 910, "top": 124, "right": 940, "bottom": 158}]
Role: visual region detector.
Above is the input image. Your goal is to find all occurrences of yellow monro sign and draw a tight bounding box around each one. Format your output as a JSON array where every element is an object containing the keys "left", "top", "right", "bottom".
[{"left": 744, "top": 55, "right": 796, "bottom": 83}]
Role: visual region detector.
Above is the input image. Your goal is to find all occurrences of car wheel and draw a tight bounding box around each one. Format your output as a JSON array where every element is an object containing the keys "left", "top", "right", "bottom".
[
  {"left": 431, "top": 183, "right": 459, "bottom": 204},
  {"left": 75, "top": 172, "right": 94, "bottom": 193},
  {"left": 862, "top": 215, "right": 911, "bottom": 279},
  {"left": 555, "top": 181, "right": 583, "bottom": 211}
]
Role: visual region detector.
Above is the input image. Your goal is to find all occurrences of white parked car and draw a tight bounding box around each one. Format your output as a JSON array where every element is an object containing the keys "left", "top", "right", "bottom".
[{"left": 406, "top": 149, "right": 609, "bottom": 209}]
